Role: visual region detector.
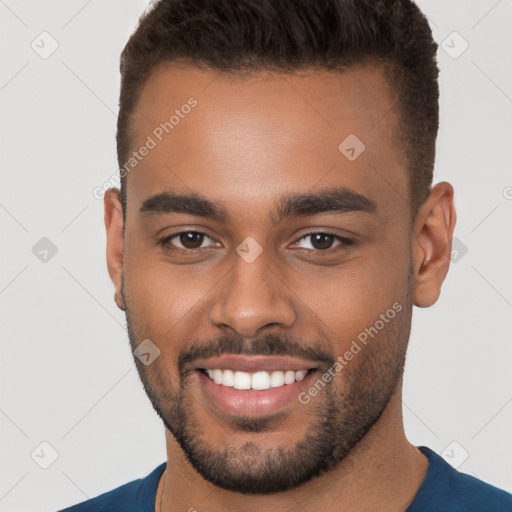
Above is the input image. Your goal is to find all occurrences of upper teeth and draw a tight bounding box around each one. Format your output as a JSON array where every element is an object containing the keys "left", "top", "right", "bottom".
[{"left": 205, "top": 369, "right": 308, "bottom": 390}]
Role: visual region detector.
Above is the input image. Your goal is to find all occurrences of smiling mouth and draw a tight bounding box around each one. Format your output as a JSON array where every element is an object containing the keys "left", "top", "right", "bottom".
[
  {"left": 192, "top": 354, "right": 321, "bottom": 417},
  {"left": 198, "top": 368, "right": 313, "bottom": 390}
]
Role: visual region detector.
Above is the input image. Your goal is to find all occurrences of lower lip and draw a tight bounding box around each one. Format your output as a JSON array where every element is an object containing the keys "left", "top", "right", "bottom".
[{"left": 197, "top": 370, "right": 315, "bottom": 418}]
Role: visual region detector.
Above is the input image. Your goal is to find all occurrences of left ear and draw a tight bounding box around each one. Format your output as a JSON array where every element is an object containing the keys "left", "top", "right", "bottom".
[{"left": 412, "top": 182, "right": 457, "bottom": 308}]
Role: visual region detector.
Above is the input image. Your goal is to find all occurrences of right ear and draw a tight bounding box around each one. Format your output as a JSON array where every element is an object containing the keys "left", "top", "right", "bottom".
[{"left": 104, "top": 188, "right": 125, "bottom": 310}]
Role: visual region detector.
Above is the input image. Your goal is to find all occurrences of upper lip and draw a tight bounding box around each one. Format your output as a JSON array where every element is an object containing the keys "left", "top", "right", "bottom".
[{"left": 193, "top": 354, "right": 317, "bottom": 373}]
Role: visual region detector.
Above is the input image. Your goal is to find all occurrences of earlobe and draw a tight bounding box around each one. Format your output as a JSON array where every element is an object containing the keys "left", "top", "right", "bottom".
[
  {"left": 412, "top": 182, "right": 457, "bottom": 308},
  {"left": 104, "top": 189, "right": 126, "bottom": 311}
]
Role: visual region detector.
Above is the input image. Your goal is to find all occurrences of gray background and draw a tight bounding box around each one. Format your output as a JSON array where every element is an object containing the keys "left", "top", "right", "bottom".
[{"left": 1, "top": 1, "right": 511, "bottom": 510}]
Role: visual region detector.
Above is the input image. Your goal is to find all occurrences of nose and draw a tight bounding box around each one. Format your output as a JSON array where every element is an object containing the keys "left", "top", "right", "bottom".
[{"left": 210, "top": 255, "right": 296, "bottom": 338}]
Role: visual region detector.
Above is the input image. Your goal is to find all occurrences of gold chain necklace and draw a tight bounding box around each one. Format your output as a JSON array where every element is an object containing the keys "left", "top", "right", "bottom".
[{"left": 159, "top": 471, "right": 167, "bottom": 512}]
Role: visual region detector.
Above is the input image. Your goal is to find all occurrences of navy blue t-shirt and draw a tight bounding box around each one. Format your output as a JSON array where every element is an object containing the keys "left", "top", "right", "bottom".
[{"left": 59, "top": 446, "right": 512, "bottom": 511}]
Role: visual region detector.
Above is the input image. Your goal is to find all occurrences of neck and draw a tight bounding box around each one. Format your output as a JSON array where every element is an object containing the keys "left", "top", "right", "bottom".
[{"left": 158, "top": 386, "right": 427, "bottom": 512}]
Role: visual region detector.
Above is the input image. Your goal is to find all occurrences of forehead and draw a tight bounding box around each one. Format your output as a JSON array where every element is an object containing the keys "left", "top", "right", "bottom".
[{"left": 126, "top": 62, "right": 407, "bottom": 218}]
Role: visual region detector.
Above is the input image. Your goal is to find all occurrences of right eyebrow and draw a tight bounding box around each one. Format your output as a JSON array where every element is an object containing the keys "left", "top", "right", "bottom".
[{"left": 139, "top": 192, "right": 229, "bottom": 221}]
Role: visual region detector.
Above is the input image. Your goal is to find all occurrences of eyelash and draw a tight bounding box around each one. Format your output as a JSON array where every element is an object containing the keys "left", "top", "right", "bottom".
[{"left": 157, "top": 230, "right": 354, "bottom": 255}]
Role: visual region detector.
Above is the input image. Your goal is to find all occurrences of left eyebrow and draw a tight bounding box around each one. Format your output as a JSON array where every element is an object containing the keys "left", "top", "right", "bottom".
[{"left": 271, "top": 186, "right": 377, "bottom": 223}]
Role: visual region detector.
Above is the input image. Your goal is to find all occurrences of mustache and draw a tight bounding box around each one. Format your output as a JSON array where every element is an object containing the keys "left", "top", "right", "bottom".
[{"left": 178, "top": 332, "right": 335, "bottom": 373}]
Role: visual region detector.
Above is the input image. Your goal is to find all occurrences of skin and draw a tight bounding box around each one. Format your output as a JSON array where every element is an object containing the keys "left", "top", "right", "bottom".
[{"left": 104, "top": 63, "right": 456, "bottom": 511}]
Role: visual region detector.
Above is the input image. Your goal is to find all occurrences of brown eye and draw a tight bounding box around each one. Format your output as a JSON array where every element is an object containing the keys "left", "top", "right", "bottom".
[
  {"left": 179, "top": 232, "right": 205, "bottom": 249},
  {"left": 159, "top": 231, "right": 215, "bottom": 252},
  {"left": 293, "top": 233, "right": 354, "bottom": 252},
  {"left": 310, "top": 234, "right": 336, "bottom": 250}
]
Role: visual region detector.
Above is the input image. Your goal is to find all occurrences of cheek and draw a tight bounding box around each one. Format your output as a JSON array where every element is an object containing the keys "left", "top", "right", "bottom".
[
  {"left": 123, "top": 243, "right": 217, "bottom": 346},
  {"left": 292, "top": 249, "right": 410, "bottom": 349}
]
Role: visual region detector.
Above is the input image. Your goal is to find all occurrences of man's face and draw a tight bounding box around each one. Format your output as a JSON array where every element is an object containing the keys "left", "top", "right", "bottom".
[{"left": 120, "top": 63, "right": 415, "bottom": 493}]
